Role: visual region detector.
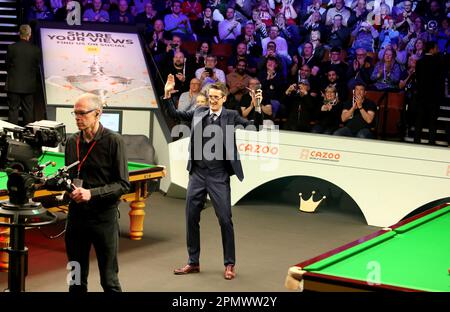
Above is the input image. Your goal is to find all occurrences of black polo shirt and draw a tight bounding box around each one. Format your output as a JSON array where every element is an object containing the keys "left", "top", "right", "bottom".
[{"left": 65, "top": 123, "right": 130, "bottom": 214}]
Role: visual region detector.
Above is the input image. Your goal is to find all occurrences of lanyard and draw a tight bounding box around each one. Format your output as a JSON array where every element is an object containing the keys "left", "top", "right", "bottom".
[{"left": 76, "top": 135, "right": 97, "bottom": 175}]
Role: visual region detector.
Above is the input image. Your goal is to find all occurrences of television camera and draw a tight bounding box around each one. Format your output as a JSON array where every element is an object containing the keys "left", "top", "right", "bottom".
[
  {"left": 0, "top": 120, "right": 75, "bottom": 205},
  {"left": 0, "top": 120, "right": 77, "bottom": 292}
]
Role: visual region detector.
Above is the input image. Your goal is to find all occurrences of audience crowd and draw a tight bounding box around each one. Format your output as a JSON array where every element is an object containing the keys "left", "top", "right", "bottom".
[{"left": 26, "top": 0, "right": 450, "bottom": 143}]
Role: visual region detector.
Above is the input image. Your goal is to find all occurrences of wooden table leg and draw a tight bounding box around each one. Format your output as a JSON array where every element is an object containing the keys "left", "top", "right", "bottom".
[
  {"left": 128, "top": 199, "right": 146, "bottom": 240},
  {"left": 127, "top": 180, "right": 149, "bottom": 240},
  {"left": 0, "top": 217, "right": 9, "bottom": 272}
]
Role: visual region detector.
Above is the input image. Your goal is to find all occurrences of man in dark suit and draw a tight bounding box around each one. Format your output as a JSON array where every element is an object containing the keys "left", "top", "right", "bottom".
[
  {"left": 6, "top": 24, "right": 41, "bottom": 125},
  {"left": 164, "top": 74, "right": 262, "bottom": 280},
  {"left": 414, "top": 40, "right": 444, "bottom": 145}
]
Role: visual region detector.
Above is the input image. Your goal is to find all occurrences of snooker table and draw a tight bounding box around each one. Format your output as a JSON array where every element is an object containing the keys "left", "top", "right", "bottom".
[
  {"left": 0, "top": 151, "right": 165, "bottom": 270},
  {"left": 286, "top": 203, "right": 450, "bottom": 292}
]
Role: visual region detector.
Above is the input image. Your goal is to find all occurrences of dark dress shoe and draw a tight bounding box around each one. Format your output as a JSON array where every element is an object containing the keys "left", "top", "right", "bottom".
[
  {"left": 174, "top": 264, "right": 200, "bottom": 275},
  {"left": 224, "top": 264, "right": 236, "bottom": 280}
]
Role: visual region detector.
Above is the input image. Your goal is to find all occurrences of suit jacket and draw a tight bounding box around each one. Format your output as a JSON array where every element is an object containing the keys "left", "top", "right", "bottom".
[
  {"left": 6, "top": 40, "right": 41, "bottom": 94},
  {"left": 165, "top": 99, "right": 261, "bottom": 181}
]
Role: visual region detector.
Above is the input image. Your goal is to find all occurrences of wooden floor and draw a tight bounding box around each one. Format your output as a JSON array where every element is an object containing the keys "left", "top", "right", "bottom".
[{"left": 0, "top": 193, "right": 378, "bottom": 292}]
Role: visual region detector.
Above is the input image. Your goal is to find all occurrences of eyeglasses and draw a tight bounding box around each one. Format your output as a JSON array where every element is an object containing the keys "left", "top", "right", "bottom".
[
  {"left": 208, "top": 95, "right": 224, "bottom": 101},
  {"left": 71, "top": 109, "right": 96, "bottom": 117}
]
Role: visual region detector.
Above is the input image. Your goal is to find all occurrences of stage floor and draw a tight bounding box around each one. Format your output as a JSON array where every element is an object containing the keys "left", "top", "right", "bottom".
[{"left": 0, "top": 193, "right": 377, "bottom": 292}]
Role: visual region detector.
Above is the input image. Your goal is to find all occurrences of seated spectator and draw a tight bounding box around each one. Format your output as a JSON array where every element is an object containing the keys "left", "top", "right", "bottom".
[
  {"left": 325, "top": 14, "right": 351, "bottom": 49},
  {"left": 239, "top": 78, "right": 272, "bottom": 120},
  {"left": 311, "top": 85, "right": 342, "bottom": 134},
  {"left": 110, "top": 0, "right": 135, "bottom": 24},
  {"left": 372, "top": 2, "right": 392, "bottom": 31},
  {"left": 395, "top": 0, "right": 418, "bottom": 35},
  {"left": 325, "top": 0, "right": 351, "bottom": 26},
  {"left": 226, "top": 43, "right": 253, "bottom": 73},
  {"left": 252, "top": 7, "right": 269, "bottom": 38},
  {"left": 162, "top": 51, "right": 194, "bottom": 95},
  {"left": 146, "top": 19, "right": 170, "bottom": 60},
  {"left": 378, "top": 37, "right": 407, "bottom": 66},
  {"left": 408, "top": 37, "right": 425, "bottom": 59},
  {"left": 193, "top": 6, "right": 219, "bottom": 43},
  {"left": 227, "top": 59, "right": 251, "bottom": 102},
  {"left": 261, "top": 25, "right": 289, "bottom": 57},
  {"left": 235, "top": 21, "right": 263, "bottom": 59},
  {"left": 436, "top": 17, "right": 450, "bottom": 54},
  {"left": 319, "top": 47, "right": 348, "bottom": 81},
  {"left": 165, "top": 34, "right": 191, "bottom": 59},
  {"left": 306, "top": 0, "right": 326, "bottom": 16},
  {"left": 182, "top": 0, "right": 203, "bottom": 22},
  {"left": 133, "top": 0, "right": 147, "bottom": 16},
  {"left": 218, "top": 7, "right": 242, "bottom": 43},
  {"left": 164, "top": 0, "right": 193, "bottom": 40},
  {"left": 258, "top": 41, "right": 290, "bottom": 81},
  {"left": 195, "top": 93, "right": 208, "bottom": 107},
  {"left": 303, "top": 10, "right": 327, "bottom": 35},
  {"left": 402, "top": 16, "right": 429, "bottom": 53},
  {"left": 379, "top": 17, "right": 400, "bottom": 49},
  {"left": 309, "top": 30, "right": 326, "bottom": 61},
  {"left": 350, "top": 21, "right": 379, "bottom": 54},
  {"left": 256, "top": 0, "right": 275, "bottom": 27},
  {"left": 52, "top": 0, "right": 70, "bottom": 21},
  {"left": 422, "top": 0, "right": 444, "bottom": 24},
  {"left": 346, "top": 48, "right": 374, "bottom": 89},
  {"left": 277, "top": 0, "right": 299, "bottom": 26},
  {"left": 258, "top": 56, "right": 286, "bottom": 117},
  {"left": 178, "top": 78, "right": 202, "bottom": 112},
  {"left": 275, "top": 13, "right": 301, "bottom": 56},
  {"left": 103, "top": 0, "right": 118, "bottom": 13},
  {"left": 347, "top": 0, "right": 369, "bottom": 28},
  {"left": 290, "top": 64, "right": 321, "bottom": 97},
  {"left": 195, "top": 55, "right": 226, "bottom": 88},
  {"left": 321, "top": 68, "right": 348, "bottom": 102},
  {"left": 298, "top": 41, "right": 322, "bottom": 70},
  {"left": 283, "top": 80, "right": 315, "bottom": 131},
  {"left": 193, "top": 41, "right": 211, "bottom": 70},
  {"left": 334, "top": 82, "right": 376, "bottom": 138},
  {"left": 28, "top": 0, "right": 54, "bottom": 21},
  {"left": 207, "top": 0, "right": 230, "bottom": 22},
  {"left": 371, "top": 48, "right": 401, "bottom": 90},
  {"left": 83, "top": 0, "right": 110, "bottom": 22},
  {"left": 135, "top": 1, "right": 159, "bottom": 28}
]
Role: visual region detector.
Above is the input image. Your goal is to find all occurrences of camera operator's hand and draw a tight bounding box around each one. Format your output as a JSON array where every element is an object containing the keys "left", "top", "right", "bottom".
[{"left": 70, "top": 185, "right": 91, "bottom": 203}]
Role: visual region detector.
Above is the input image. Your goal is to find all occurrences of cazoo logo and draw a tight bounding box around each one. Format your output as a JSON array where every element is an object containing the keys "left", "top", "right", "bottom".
[
  {"left": 300, "top": 149, "right": 341, "bottom": 162},
  {"left": 238, "top": 143, "right": 279, "bottom": 155}
]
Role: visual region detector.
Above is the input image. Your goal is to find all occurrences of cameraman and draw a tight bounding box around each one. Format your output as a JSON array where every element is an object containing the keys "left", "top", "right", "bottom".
[{"left": 64, "top": 93, "right": 130, "bottom": 292}]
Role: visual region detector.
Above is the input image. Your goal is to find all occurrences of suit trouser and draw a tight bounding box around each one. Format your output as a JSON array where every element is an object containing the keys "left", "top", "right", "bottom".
[
  {"left": 414, "top": 100, "right": 438, "bottom": 144},
  {"left": 186, "top": 165, "right": 235, "bottom": 266},
  {"left": 7, "top": 92, "right": 34, "bottom": 125},
  {"left": 65, "top": 209, "right": 121, "bottom": 293}
]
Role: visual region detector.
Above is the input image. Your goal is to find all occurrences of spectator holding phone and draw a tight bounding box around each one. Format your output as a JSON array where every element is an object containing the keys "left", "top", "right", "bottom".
[{"left": 195, "top": 55, "right": 226, "bottom": 88}]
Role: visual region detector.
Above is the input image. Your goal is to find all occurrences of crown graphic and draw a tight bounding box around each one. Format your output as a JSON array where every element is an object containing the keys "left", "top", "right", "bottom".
[{"left": 299, "top": 191, "right": 326, "bottom": 213}]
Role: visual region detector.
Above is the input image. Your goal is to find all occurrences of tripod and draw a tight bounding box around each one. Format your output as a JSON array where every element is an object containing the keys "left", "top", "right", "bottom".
[{"left": 0, "top": 201, "right": 56, "bottom": 292}]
